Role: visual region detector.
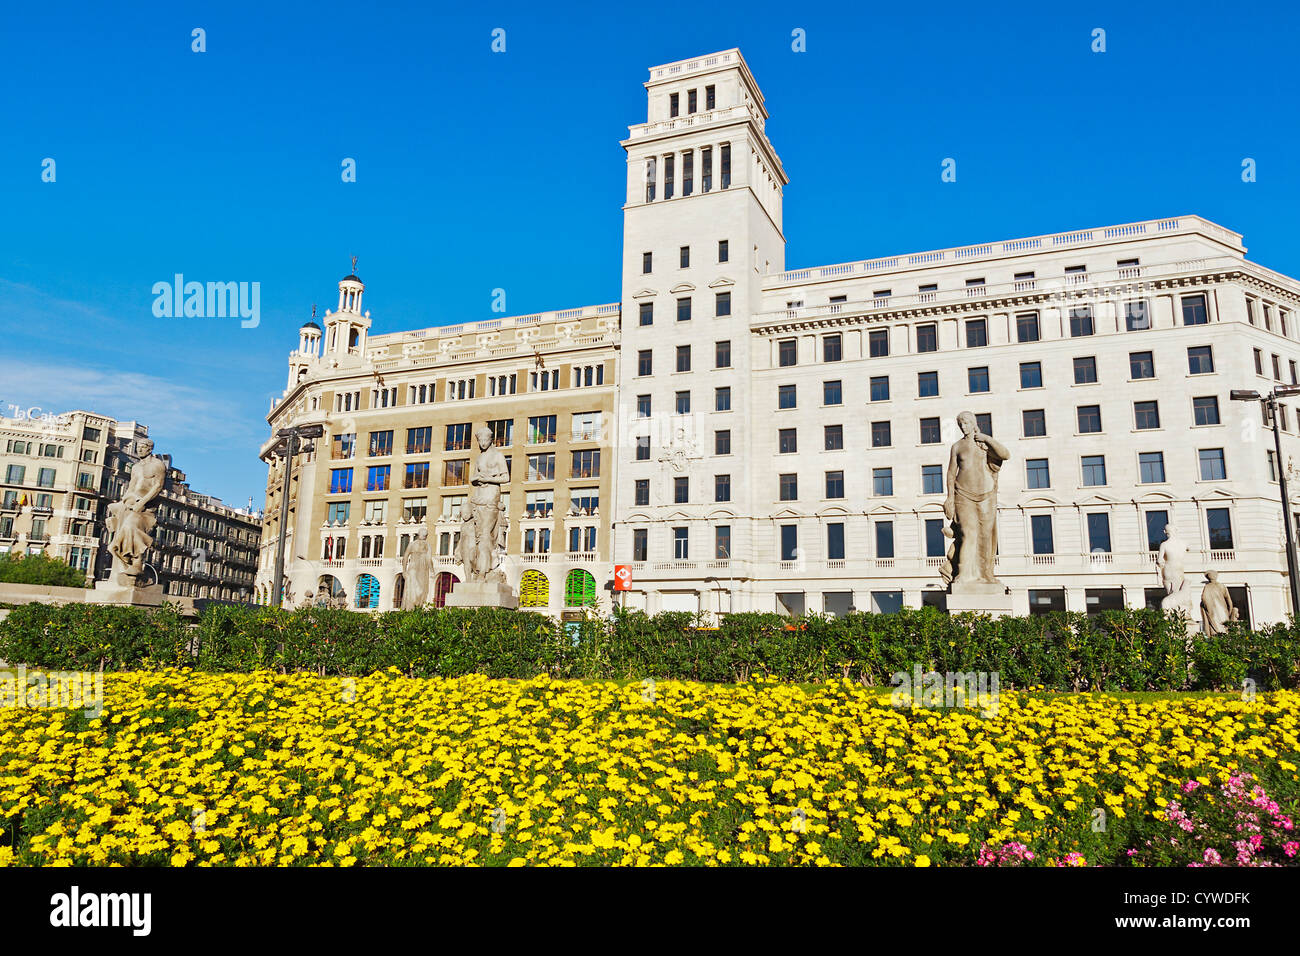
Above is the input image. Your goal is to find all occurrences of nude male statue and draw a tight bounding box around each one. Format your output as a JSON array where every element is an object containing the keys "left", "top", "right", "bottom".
[{"left": 944, "top": 411, "right": 1011, "bottom": 588}]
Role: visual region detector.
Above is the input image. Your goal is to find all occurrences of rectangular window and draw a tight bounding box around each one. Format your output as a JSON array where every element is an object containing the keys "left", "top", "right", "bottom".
[
  {"left": 966, "top": 319, "right": 988, "bottom": 348},
  {"left": 445, "top": 422, "right": 472, "bottom": 451},
  {"left": 779, "top": 473, "right": 798, "bottom": 501},
  {"left": 921, "top": 464, "right": 943, "bottom": 494},
  {"left": 676, "top": 344, "right": 692, "bottom": 372},
  {"left": 823, "top": 334, "right": 842, "bottom": 362},
  {"left": 635, "top": 436, "right": 650, "bottom": 461},
  {"left": 1031, "top": 514, "right": 1054, "bottom": 554},
  {"left": 366, "top": 465, "right": 391, "bottom": 491},
  {"left": 827, "top": 523, "right": 845, "bottom": 561},
  {"left": 674, "top": 476, "right": 689, "bottom": 503},
  {"left": 680, "top": 245, "right": 690, "bottom": 268},
  {"left": 571, "top": 450, "right": 600, "bottom": 479},
  {"left": 715, "top": 340, "right": 731, "bottom": 368},
  {"left": 687, "top": 88, "right": 697, "bottom": 113},
  {"left": 1077, "top": 405, "right": 1102, "bottom": 433},
  {"left": 779, "top": 525, "right": 798, "bottom": 562},
  {"left": 1199, "top": 448, "right": 1227, "bottom": 481},
  {"left": 1139, "top": 451, "right": 1166, "bottom": 484},
  {"left": 872, "top": 467, "right": 893, "bottom": 496},
  {"left": 676, "top": 297, "right": 692, "bottom": 322},
  {"left": 636, "top": 394, "right": 651, "bottom": 418},
  {"left": 1193, "top": 396, "right": 1221, "bottom": 426},
  {"left": 329, "top": 468, "right": 353, "bottom": 494},
  {"left": 777, "top": 385, "right": 796, "bottom": 409},
  {"left": 778, "top": 428, "right": 798, "bottom": 454},
  {"left": 875, "top": 521, "right": 895, "bottom": 558},
  {"left": 528, "top": 415, "right": 557, "bottom": 444},
  {"left": 406, "top": 427, "right": 432, "bottom": 455},
  {"left": 327, "top": 502, "right": 350, "bottom": 524},
  {"left": 368, "top": 430, "right": 393, "bottom": 457},
  {"left": 825, "top": 470, "right": 845, "bottom": 499},
  {"left": 716, "top": 386, "right": 732, "bottom": 411},
  {"left": 673, "top": 527, "right": 689, "bottom": 560},
  {"left": 925, "top": 518, "right": 946, "bottom": 557},
  {"left": 705, "top": 84, "right": 715, "bottom": 110},
  {"left": 402, "top": 497, "right": 428, "bottom": 522},
  {"left": 1026, "top": 458, "right": 1050, "bottom": 489},
  {"left": 1081, "top": 454, "right": 1106, "bottom": 486},
  {"left": 1022, "top": 409, "right": 1046, "bottom": 437},
  {"left": 714, "top": 291, "right": 731, "bottom": 317},
  {"left": 1020, "top": 362, "right": 1042, "bottom": 389},
  {"left": 1016, "top": 312, "right": 1041, "bottom": 343},
  {"left": 1130, "top": 351, "right": 1155, "bottom": 379},
  {"left": 714, "top": 525, "right": 730, "bottom": 559},
  {"left": 918, "top": 371, "right": 939, "bottom": 397},
  {"left": 675, "top": 391, "right": 691, "bottom": 415},
  {"left": 1069, "top": 307, "right": 1094, "bottom": 337},
  {"left": 1181, "top": 293, "right": 1209, "bottom": 325},
  {"left": 1135, "top": 400, "right": 1161, "bottom": 430},
  {"left": 682, "top": 151, "right": 693, "bottom": 195},
  {"left": 715, "top": 429, "right": 731, "bottom": 455},
  {"left": 968, "top": 367, "right": 989, "bottom": 393},
  {"left": 1144, "top": 510, "right": 1169, "bottom": 551},
  {"left": 920, "top": 417, "right": 941, "bottom": 444},
  {"left": 1074, "top": 356, "right": 1098, "bottom": 384},
  {"left": 439, "top": 460, "right": 465, "bottom": 487},
  {"left": 634, "top": 479, "right": 649, "bottom": 507},
  {"left": 669, "top": 92, "right": 679, "bottom": 117},
  {"left": 642, "top": 251, "right": 652, "bottom": 274},
  {"left": 718, "top": 239, "right": 728, "bottom": 262},
  {"left": 720, "top": 144, "right": 731, "bottom": 188},
  {"left": 639, "top": 302, "right": 653, "bottom": 326},
  {"left": 868, "top": 329, "right": 889, "bottom": 357},
  {"left": 826, "top": 380, "right": 846, "bottom": 405},
  {"left": 871, "top": 421, "right": 892, "bottom": 448},
  {"left": 975, "top": 413, "right": 993, "bottom": 435},
  {"left": 527, "top": 454, "right": 556, "bottom": 481},
  {"left": 1125, "top": 300, "right": 1149, "bottom": 331},
  {"left": 778, "top": 339, "right": 798, "bottom": 366},
  {"left": 1207, "top": 508, "right": 1234, "bottom": 549},
  {"left": 714, "top": 474, "right": 731, "bottom": 502},
  {"left": 1087, "top": 513, "right": 1111, "bottom": 553},
  {"left": 916, "top": 323, "right": 938, "bottom": 353},
  {"left": 638, "top": 350, "right": 653, "bottom": 376},
  {"left": 663, "top": 153, "right": 674, "bottom": 199},
  {"left": 824, "top": 424, "right": 843, "bottom": 451},
  {"left": 1188, "top": 346, "right": 1215, "bottom": 374}
]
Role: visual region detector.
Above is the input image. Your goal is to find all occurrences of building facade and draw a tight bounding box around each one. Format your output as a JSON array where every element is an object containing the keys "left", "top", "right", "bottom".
[
  {"left": 255, "top": 283, "right": 618, "bottom": 614},
  {"left": 261, "top": 48, "right": 1300, "bottom": 625},
  {"left": 1, "top": 409, "right": 261, "bottom": 600}
]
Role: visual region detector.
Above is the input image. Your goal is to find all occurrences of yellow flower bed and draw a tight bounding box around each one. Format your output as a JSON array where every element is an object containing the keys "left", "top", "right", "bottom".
[{"left": 0, "top": 670, "right": 1296, "bottom": 866}]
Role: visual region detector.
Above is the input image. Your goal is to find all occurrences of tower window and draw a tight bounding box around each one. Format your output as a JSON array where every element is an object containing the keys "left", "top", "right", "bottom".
[
  {"left": 720, "top": 144, "right": 731, "bottom": 189},
  {"left": 687, "top": 88, "right": 697, "bottom": 114},
  {"left": 682, "top": 151, "right": 693, "bottom": 196},
  {"left": 644, "top": 158, "right": 656, "bottom": 203},
  {"left": 642, "top": 251, "right": 652, "bottom": 273},
  {"left": 718, "top": 239, "right": 728, "bottom": 262},
  {"left": 669, "top": 92, "right": 679, "bottom": 117},
  {"left": 664, "top": 154, "right": 675, "bottom": 200},
  {"left": 680, "top": 245, "right": 690, "bottom": 268},
  {"left": 705, "top": 84, "right": 715, "bottom": 109},
  {"left": 702, "top": 148, "right": 713, "bottom": 192}
]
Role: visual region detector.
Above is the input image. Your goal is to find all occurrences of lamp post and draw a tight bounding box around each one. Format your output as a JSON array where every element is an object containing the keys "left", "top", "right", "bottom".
[
  {"left": 1231, "top": 386, "right": 1300, "bottom": 620},
  {"left": 261, "top": 424, "right": 323, "bottom": 607}
]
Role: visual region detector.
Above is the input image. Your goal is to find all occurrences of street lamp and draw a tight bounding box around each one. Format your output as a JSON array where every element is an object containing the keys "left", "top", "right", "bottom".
[
  {"left": 1231, "top": 385, "right": 1300, "bottom": 620},
  {"left": 260, "top": 424, "right": 324, "bottom": 607}
]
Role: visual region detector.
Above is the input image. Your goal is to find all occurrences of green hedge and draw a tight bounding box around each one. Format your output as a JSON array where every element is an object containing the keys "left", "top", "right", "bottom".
[{"left": 0, "top": 603, "right": 1296, "bottom": 691}]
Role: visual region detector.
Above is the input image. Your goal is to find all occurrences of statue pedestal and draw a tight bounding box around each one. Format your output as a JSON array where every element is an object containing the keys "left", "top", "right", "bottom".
[
  {"left": 92, "top": 580, "right": 165, "bottom": 607},
  {"left": 446, "top": 581, "right": 518, "bottom": 610},
  {"left": 947, "top": 583, "right": 1014, "bottom": 619}
]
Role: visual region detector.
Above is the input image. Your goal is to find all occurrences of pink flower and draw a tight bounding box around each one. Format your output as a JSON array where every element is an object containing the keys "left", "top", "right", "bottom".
[{"left": 1203, "top": 848, "right": 1222, "bottom": 865}]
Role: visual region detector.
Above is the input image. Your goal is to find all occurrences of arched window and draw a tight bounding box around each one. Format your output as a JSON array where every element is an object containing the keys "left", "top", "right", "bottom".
[
  {"left": 434, "top": 571, "right": 459, "bottom": 608},
  {"left": 519, "top": 570, "right": 550, "bottom": 608},
  {"left": 564, "top": 569, "right": 596, "bottom": 607},
  {"left": 355, "top": 573, "right": 380, "bottom": 609}
]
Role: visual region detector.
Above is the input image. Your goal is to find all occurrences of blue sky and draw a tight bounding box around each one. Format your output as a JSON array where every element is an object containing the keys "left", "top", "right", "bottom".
[{"left": 4, "top": 0, "right": 1298, "bottom": 505}]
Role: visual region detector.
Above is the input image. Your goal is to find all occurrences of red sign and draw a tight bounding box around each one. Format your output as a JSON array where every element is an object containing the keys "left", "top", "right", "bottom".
[{"left": 613, "top": 565, "right": 632, "bottom": 591}]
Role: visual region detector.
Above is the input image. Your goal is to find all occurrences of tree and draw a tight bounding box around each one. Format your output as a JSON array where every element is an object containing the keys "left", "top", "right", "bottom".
[{"left": 0, "top": 552, "right": 89, "bottom": 588}]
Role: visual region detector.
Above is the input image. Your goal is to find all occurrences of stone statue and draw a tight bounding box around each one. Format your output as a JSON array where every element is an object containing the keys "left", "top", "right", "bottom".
[
  {"left": 944, "top": 411, "right": 1011, "bottom": 591},
  {"left": 1156, "top": 524, "right": 1187, "bottom": 597},
  {"left": 458, "top": 426, "right": 509, "bottom": 581},
  {"left": 402, "top": 526, "right": 431, "bottom": 608},
  {"left": 105, "top": 438, "right": 166, "bottom": 586},
  {"left": 1200, "top": 571, "right": 1235, "bottom": 635}
]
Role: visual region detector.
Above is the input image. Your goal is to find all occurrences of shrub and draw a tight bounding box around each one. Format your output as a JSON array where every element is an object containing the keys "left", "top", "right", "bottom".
[{"left": 0, "top": 552, "right": 88, "bottom": 588}]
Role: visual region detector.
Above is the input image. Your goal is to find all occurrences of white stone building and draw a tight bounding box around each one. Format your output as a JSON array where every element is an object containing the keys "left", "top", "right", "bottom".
[{"left": 611, "top": 49, "right": 1300, "bottom": 624}]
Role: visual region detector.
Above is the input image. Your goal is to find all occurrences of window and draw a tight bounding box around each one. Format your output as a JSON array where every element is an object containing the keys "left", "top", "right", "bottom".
[
  {"left": 329, "top": 468, "right": 353, "bottom": 494},
  {"left": 1134, "top": 400, "right": 1161, "bottom": 430},
  {"left": 687, "top": 88, "right": 697, "bottom": 113},
  {"left": 718, "top": 239, "right": 728, "bottom": 262},
  {"left": 779, "top": 473, "right": 798, "bottom": 501},
  {"left": 1207, "top": 508, "right": 1234, "bottom": 550},
  {"left": 571, "top": 412, "right": 601, "bottom": 442},
  {"left": 638, "top": 350, "right": 653, "bottom": 376},
  {"left": 1254, "top": 348, "right": 1264, "bottom": 375},
  {"left": 527, "top": 453, "right": 556, "bottom": 481},
  {"left": 445, "top": 423, "right": 472, "bottom": 451},
  {"left": 1181, "top": 293, "right": 1208, "bottom": 325},
  {"left": 1077, "top": 405, "right": 1101, "bottom": 433},
  {"left": 366, "top": 465, "right": 391, "bottom": 492},
  {"left": 1087, "top": 513, "right": 1111, "bottom": 553},
  {"left": 920, "top": 417, "right": 941, "bottom": 444},
  {"left": 639, "top": 302, "right": 653, "bottom": 326},
  {"left": 636, "top": 394, "right": 651, "bottom": 418},
  {"left": 778, "top": 339, "right": 798, "bottom": 366},
  {"left": 528, "top": 415, "right": 557, "bottom": 444},
  {"left": 1031, "top": 515, "right": 1054, "bottom": 555},
  {"left": 439, "top": 460, "right": 465, "bottom": 487},
  {"left": 1016, "top": 312, "right": 1040, "bottom": 343},
  {"left": 916, "top": 323, "right": 938, "bottom": 353},
  {"left": 778, "top": 385, "right": 796, "bottom": 409},
  {"left": 713, "top": 291, "right": 730, "bottom": 318},
  {"left": 872, "top": 467, "right": 893, "bottom": 496},
  {"left": 868, "top": 329, "right": 889, "bottom": 357},
  {"left": 680, "top": 245, "right": 690, "bottom": 268},
  {"left": 1125, "top": 300, "right": 1149, "bottom": 331},
  {"left": 779, "top": 525, "right": 798, "bottom": 562},
  {"left": 975, "top": 413, "right": 993, "bottom": 435},
  {"left": 327, "top": 502, "right": 350, "bottom": 524},
  {"left": 1074, "top": 356, "right": 1098, "bottom": 384},
  {"left": 1188, "top": 346, "right": 1214, "bottom": 374},
  {"left": 921, "top": 464, "right": 943, "bottom": 494},
  {"left": 827, "top": 523, "right": 845, "bottom": 561},
  {"left": 720, "top": 143, "right": 731, "bottom": 188},
  {"left": 663, "top": 153, "right": 675, "bottom": 199},
  {"left": 675, "top": 391, "right": 691, "bottom": 415},
  {"left": 966, "top": 319, "right": 988, "bottom": 348},
  {"left": 406, "top": 427, "right": 432, "bottom": 454},
  {"left": 715, "top": 474, "right": 731, "bottom": 502},
  {"left": 1193, "top": 396, "right": 1220, "bottom": 426},
  {"left": 676, "top": 344, "right": 691, "bottom": 372},
  {"left": 674, "top": 477, "right": 689, "bottom": 503},
  {"left": 778, "top": 428, "right": 798, "bottom": 454},
  {"left": 571, "top": 450, "right": 600, "bottom": 479},
  {"left": 1081, "top": 455, "right": 1107, "bottom": 486},
  {"left": 1021, "top": 409, "right": 1045, "bottom": 437},
  {"left": 669, "top": 92, "right": 679, "bottom": 116},
  {"left": 1139, "top": 451, "right": 1166, "bottom": 484},
  {"left": 36, "top": 468, "right": 55, "bottom": 488},
  {"left": 871, "top": 421, "right": 891, "bottom": 447},
  {"left": 642, "top": 251, "right": 652, "bottom": 274},
  {"left": 1069, "top": 307, "right": 1094, "bottom": 337},
  {"left": 715, "top": 340, "right": 731, "bottom": 368},
  {"left": 1199, "top": 448, "right": 1227, "bottom": 481},
  {"left": 1020, "top": 362, "right": 1042, "bottom": 389},
  {"left": 402, "top": 497, "right": 427, "bottom": 522},
  {"left": 1129, "top": 351, "right": 1154, "bottom": 379},
  {"left": 634, "top": 479, "right": 649, "bottom": 507},
  {"left": 488, "top": 418, "right": 514, "bottom": 447},
  {"left": 715, "top": 429, "right": 731, "bottom": 455},
  {"left": 924, "top": 518, "right": 946, "bottom": 557},
  {"left": 635, "top": 436, "right": 650, "bottom": 461},
  {"left": 825, "top": 470, "right": 845, "bottom": 499},
  {"left": 826, "top": 380, "right": 845, "bottom": 405},
  {"left": 875, "top": 521, "right": 895, "bottom": 558},
  {"left": 715, "top": 525, "right": 730, "bottom": 559},
  {"left": 918, "top": 371, "right": 939, "bottom": 397},
  {"left": 824, "top": 424, "right": 843, "bottom": 451},
  {"left": 368, "top": 430, "right": 393, "bottom": 457},
  {"left": 716, "top": 386, "right": 732, "bottom": 411},
  {"left": 823, "top": 334, "right": 842, "bottom": 362},
  {"left": 1026, "top": 458, "right": 1050, "bottom": 489},
  {"left": 676, "top": 297, "right": 692, "bottom": 322},
  {"left": 968, "top": 367, "right": 990, "bottom": 393}
]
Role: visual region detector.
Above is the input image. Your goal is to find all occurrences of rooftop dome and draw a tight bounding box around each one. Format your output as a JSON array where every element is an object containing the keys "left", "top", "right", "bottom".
[{"left": 300, "top": 320, "right": 321, "bottom": 332}]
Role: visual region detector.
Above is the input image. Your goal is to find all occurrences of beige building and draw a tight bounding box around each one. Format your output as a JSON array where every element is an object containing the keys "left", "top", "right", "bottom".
[{"left": 256, "top": 274, "right": 618, "bottom": 613}]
